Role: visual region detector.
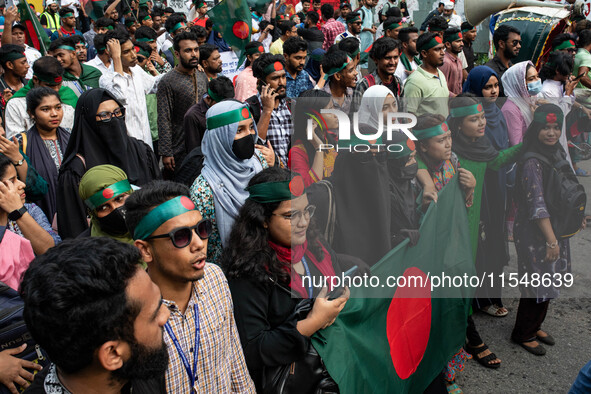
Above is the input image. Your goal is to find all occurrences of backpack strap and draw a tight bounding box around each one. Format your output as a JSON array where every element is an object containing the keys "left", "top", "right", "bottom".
[
  {"left": 364, "top": 74, "right": 376, "bottom": 87},
  {"left": 521, "top": 151, "right": 551, "bottom": 166}
]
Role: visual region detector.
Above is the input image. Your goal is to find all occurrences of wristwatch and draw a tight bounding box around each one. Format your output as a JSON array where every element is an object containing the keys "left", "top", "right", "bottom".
[
  {"left": 13, "top": 158, "right": 24, "bottom": 166},
  {"left": 8, "top": 206, "right": 27, "bottom": 221}
]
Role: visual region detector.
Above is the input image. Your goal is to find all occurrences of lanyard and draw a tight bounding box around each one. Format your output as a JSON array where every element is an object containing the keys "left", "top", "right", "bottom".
[
  {"left": 164, "top": 303, "right": 200, "bottom": 391},
  {"left": 300, "top": 256, "right": 313, "bottom": 298}
]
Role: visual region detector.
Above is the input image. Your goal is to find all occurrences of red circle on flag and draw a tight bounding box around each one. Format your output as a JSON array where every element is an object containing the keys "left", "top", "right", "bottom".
[
  {"left": 232, "top": 21, "right": 250, "bottom": 40},
  {"left": 289, "top": 176, "right": 305, "bottom": 197},
  {"left": 476, "top": 103, "right": 483, "bottom": 112},
  {"left": 406, "top": 138, "right": 415, "bottom": 151},
  {"left": 570, "top": 40, "right": 576, "bottom": 46},
  {"left": 180, "top": 196, "right": 195, "bottom": 210},
  {"left": 441, "top": 122, "right": 448, "bottom": 132},
  {"left": 241, "top": 107, "right": 250, "bottom": 119},
  {"left": 546, "top": 113, "right": 557, "bottom": 123},
  {"left": 54, "top": 76, "right": 62, "bottom": 83},
  {"left": 435, "top": 36, "right": 443, "bottom": 44},
  {"left": 273, "top": 61, "right": 282, "bottom": 71},
  {"left": 458, "top": 32, "right": 463, "bottom": 39},
  {"left": 258, "top": 45, "right": 264, "bottom": 53},
  {"left": 102, "top": 188, "right": 115, "bottom": 199},
  {"left": 386, "top": 267, "right": 432, "bottom": 380}
]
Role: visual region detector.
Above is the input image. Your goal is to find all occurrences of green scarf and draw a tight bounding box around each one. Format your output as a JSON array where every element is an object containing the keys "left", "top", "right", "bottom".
[
  {"left": 63, "top": 64, "right": 102, "bottom": 89},
  {"left": 10, "top": 79, "right": 79, "bottom": 108},
  {"left": 399, "top": 52, "right": 421, "bottom": 71}
]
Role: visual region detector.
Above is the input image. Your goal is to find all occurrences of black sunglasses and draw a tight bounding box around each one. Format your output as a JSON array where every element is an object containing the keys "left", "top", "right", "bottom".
[{"left": 146, "top": 219, "right": 213, "bottom": 248}]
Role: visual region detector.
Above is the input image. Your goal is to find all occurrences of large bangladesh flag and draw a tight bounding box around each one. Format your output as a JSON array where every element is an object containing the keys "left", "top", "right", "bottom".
[
  {"left": 17, "top": 0, "right": 50, "bottom": 55},
  {"left": 207, "top": 0, "right": 253, "bottom": 67},
  {"left": 313, "top": 176, "right": 476, "bottom": 393}
]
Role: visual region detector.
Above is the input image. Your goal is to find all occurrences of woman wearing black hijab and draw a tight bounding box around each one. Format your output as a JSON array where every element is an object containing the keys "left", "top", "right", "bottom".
[{"left": 56, "top": 89, "right": 160, "bottom": 239}]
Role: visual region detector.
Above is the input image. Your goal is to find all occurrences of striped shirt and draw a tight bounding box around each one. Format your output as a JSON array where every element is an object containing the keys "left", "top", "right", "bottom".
[{"left": 163, "top": 264, "right": 255, "bottom": 393}]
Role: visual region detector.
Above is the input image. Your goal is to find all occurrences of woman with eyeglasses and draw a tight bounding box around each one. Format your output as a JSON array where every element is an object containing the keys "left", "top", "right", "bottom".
[
  {"left": 56, "top": 88, "right": 161, "bottom": 239},
  {"left": 222, "top": 167, "right": 351, "bottom": 393},
  {"left": 189, "top": 100, "right": 273, "bottom": 265}
]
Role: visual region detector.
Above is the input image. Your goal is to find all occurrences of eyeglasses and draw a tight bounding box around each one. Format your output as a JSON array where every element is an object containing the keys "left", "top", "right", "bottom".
[
  {"left": 95, "top": 107, "right": 126, "bottom": 123},
  {"left": 273, "top": 205, "right": 316, "bottom": 223},
  {"left": 145, "top": 219, "right": 213, "bottom": 248},
  {"left": 510, "top": 39, "right": 522, "bottom": 47}
]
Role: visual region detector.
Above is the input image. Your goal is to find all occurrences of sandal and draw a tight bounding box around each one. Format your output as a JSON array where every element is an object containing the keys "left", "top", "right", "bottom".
[
  {"left": 465, "top": 343, "right": 501, "bottom": 369},
  {"left": 515, "top": 340, "right": 546, "bottom": 356},
  {"left": 446, "top": 383, "right": 463, "bottom": 394},
  {"left": 481, "top": 304, "right": 509, "bottom": 317}
]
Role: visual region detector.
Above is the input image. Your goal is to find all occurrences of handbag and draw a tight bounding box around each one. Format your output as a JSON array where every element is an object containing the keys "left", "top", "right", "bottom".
[{"left": 261, "top": 299, "right": 339, "bottom": 394}]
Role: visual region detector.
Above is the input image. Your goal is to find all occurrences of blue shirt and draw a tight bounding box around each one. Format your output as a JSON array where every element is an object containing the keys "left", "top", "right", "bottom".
[{"left": 285, "top": 69, "right": 314, "bottom": 99}]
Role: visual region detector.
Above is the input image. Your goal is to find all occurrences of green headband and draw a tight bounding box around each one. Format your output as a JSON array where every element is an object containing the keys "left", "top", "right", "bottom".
[
  {"left": 125, "top": 19, "right": 136, "bottom": 27},
  {"left": 413, "top": 121, "right": 449, "bottom": 140},
  {"left": 263, "top": 61, "right": 284, "bottom": 76},
  {"left": 533, "top": 111, "right": 564, "bottom": 126},
  {"left": 133, "top": 196, "right": 196, "bottom": 240},
  {"left": 449, "top": 102, "right": 483, "bottom": 118},
  {"left": 106, "top": 25, "right": 114, "bottom": 30},
  {"left": 2, "top": 51, "right": 26, "bottom": 62},
  {"left": 207, "top": 107, "right": 252, "bottom": 129},
  {"left": 142, "top": 15, "right": 151, "bottom": 21},
  {"left": 444, "top": 31, "right": 463, "bottom": 43},
  {"left": 57, "top": 45, "right": 76, "bottom": 51},
  {"left": 134, "top": 45, "right": 150, "bottom": 58},
  {"left": 170, "top": 21, "right": 187, "bottom": 33},
  {"left": 385, "top": 21, "right": 403, "bottom": 31},
  {"left": 246, "top": 176, "right": 305, "bottom": 203},
  {"left": 35, "top": 73, "right": 63, "bottom": 84},
  {"left": 194, "top": 0, "right": 206, "bottom": 6},
  {"left": 351, "top": 48, "right": 360, "bottom": 57},
  {"left": 246, "top": 44, "right": 264, "bottom": 56},
  {"left": 324, "top": 56, "right": 352, "bottom": 80},
  {"left": 136, "top": 37, "right": 154, "bottom": 42},
  {"left": 390, "top": 138, "right": 416, "bottom": 159},
  {"left": 418, "top": 35, "right": 443, "bottom": 52},
  {"left": 347, "top": 15, "right": 362, "bottom": 23},
  {"left": 554, "top": 39, "right": 576, "bottom": 51},
  {"left": 207, "top": 87, "right": 225, "bottom": 103},
  {"left": 62, "top": 12, "right": 73, "bottom": 17},
  {"left": 84, "top": 179, "right": 132, "bottom": 210},
  {"left": 461, "top": 27, "right": 473, "bottom": 33}
]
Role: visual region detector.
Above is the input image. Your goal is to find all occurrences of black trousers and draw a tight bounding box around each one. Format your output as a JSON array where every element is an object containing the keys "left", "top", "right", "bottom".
[{"left": 511, "top": 298, "right": 550, "bottom": 342}]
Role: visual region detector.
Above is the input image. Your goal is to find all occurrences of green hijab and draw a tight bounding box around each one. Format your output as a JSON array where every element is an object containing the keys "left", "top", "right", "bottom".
[{"left": 78, "top": 165, "right": 133, "bottom": 244}]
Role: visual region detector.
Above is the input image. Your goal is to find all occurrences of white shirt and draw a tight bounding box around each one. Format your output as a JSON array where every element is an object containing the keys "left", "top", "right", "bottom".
[
  {"left": 395, "top": 55, "right": 418, "bottom": 85},
  {"left": 156, "top": 31, "right": 169, "bottom": 53},
  {"left": 24, "top": 45, "right": 42, "bottom": 80},
  {"left": 99, "top": 65, "right": 163, "bottom": 148},
  {"left": 5, "top": 96, "right": 75, "bottom": 139},
  {"left": 84, "top": 56, "right": 113, "bottom": 75}
]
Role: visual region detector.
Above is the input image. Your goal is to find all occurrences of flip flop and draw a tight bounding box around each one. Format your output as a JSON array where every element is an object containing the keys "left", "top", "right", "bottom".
[
  {"left": 465, "top": 343, "right": 501, "bottom": 369},
  {"left": 481, "top": 304, "right": 508, "bottom": 317}
]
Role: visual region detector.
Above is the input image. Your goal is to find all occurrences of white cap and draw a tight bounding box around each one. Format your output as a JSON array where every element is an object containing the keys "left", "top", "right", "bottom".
[
  {"left": 443, "top": 1, "right": 454, "bottom": 10},
  {"left": 46, "top": 0, "right": 57, "bottom": 5}
]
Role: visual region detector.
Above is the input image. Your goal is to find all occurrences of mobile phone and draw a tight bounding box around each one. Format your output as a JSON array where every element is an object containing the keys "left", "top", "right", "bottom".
[
  {"left": 575, "top": 72, "right": 586, "bottom": 80},
  {"left": 327, "top": 265, "right": 358, "bottom": 300}
]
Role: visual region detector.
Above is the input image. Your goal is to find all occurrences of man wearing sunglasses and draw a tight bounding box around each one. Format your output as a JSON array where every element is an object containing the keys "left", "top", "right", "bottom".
[
  {"left": 485, "top": 24, "right": 521, "bottom": 97},
  {"left": 125, "top": 180, "right": 256, "bottom": 393}
]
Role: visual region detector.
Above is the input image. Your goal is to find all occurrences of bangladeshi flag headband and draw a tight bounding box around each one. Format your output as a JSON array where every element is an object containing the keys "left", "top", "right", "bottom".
[
  {"left": 206, "top": 106, "right": 252, "bottom": 130},
  {"left": 413, "top": 121, "right": 449, "bottom": 140},
  {"left": 417, "top": 35, "right": 443, "bottom": 52},
  {"left": 449, "top": 102, "right": 484, "bottom": 118},
  {"left": 133, "top": 196, "right": 196, "bottom": 240},
  {"left": 246, "top": 176, "right": 305, "bottom": 203},
  {"left": 84, "top": 179, "right": 132, "bottom": 211},
  {"left": 444, "top": 31, "right": 463, "bottom": 43},
  {"left": 533, "top": 111, "right": 564, "bottom": 127},
  {"left": 554, "top": 39, "right": 576, "bottom": 51},
  {"left": 263, "top": 61, "right": 284, "bottom": 76}
]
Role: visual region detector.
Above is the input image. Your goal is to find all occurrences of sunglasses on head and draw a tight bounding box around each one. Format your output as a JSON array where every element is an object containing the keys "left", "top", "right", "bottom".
[{"left": 145, "top": 219, "right": 213, "bottom": 248}]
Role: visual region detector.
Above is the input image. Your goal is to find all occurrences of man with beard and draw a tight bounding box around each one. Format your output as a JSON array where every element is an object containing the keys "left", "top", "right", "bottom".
[
  {"left": 485, "top": 24, "right": 521, "bottom": 97},
  {"left": 395, "top": 26, "right": 420, "bottom": 84},
  {"left": 321, "top": 49, "right": 357, "bottom": 113},
  {"left": 157, "top": 31, "right": 207, "bottom": 178},
  {"left": 49, "top": 37, "right": 102, "bottom": 97},
  {"left": 246, "top": 53, "right": 292, "bottom": 166},
  {"left": 20, "top": 237, "right": 170, "bottom": 393},
  {"left": 100, "top": 31, "right": 161, "bottom": 149},
  {"left": 40, "top": 0, "right": 60, "bottom": 34},
  {"left": 351, "top": 37, "right": 402, "bottom": 111},
  {"left": 283, "top": 37, "right": 314, "bottom": 99},
  {"left": 404, "top": 32, "right": 449, "bottom": 117},
  {"left": 335, "top": 12, "right": 362, "bottom": 44},
  {"left": 439, "top": 27, "right": 464, "bottom": 96},
  {"left": 125, "top": 181, "right": 256, "bottom": 393},
  {"left": 198, "top": 44, "right": 222, "bottom": 80}
]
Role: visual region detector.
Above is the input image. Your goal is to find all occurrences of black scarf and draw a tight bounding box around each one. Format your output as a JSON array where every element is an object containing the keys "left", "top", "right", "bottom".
[
  {"left": 452, "top": 129, "right": 499, "bottom": 162},
  {"left": 60, "top": 89, "right": 160, "bottom": 186}
]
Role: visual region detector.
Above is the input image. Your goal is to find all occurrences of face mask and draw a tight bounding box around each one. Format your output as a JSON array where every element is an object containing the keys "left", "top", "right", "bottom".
[
  {"left": 527, "top": 79, "right": 542, "bottom": 96},
  {"left": 96, "top": 206, "right": 128, "bottom": 236},
  {"left": 400, "top": 162, "right": 418, "bottom": 180},
  {"left": 232, "top": 134, "right": 255, "bottom": 160}
]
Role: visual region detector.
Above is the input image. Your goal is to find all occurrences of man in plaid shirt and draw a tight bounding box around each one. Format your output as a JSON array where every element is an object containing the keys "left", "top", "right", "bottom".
[
  {"left": 127, "top": 181, "right": 256, "bottom": 394},
  {"left": 321, "top": 4, "right": 345, "bottom": 51}
]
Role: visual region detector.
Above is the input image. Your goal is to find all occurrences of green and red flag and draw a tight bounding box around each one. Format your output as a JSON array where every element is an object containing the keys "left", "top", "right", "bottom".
[
  {"left": 80, "top": 0, "right": 106, "bottom": 20},
  {"left": 206, "top": 0, "right": 253, "bottom": 67},
  {"left": 313, "top": 175, "right": 476, "bottom": 393},
  {"left": 17, "top": 0, "right": 51, "bottom": 55}
]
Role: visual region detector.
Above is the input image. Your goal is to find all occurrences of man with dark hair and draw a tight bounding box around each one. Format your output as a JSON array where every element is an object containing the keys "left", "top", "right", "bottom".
[
  {"left": 124, "top": 181, "right": 255, "bottom": 393},
  {"left": 85, "top": 33, "right": 112, "bottom": 73},
  {"left": 551, "top": 33, "right": 577, "bottom": 59},
  {"left": 20, "top": 237, "right": 170, "bottom": 393},
  {"left": 5, "top": 56, "right": 77, "bottom": 138},
  {"left": 1, "top": 7, "right": 41, "bottom": 79},
  {"left": 100, "top": 30, "right": 160, "bottom": 148},
  {"left": 270, "top": 20, "right": 297, "bottom": 55},
  {"left": 485, "top": 24, "right": 521, "bottom": 93},
  {"left": 0, "top": 44, "right": 28, "bottom": 100},
  {"left": 190, "top": 24, "right": 208, "bottom": 46},
  {"left": 420, "top": 1, "right": 444, "bottom": 33},
  {"left": 427, "top": 15, "right": 447, "bottom": 38},
  {"left": 284, "top": 37, "right": 314, "bottom": 98},
  {"left": 198, "top": 43, "right": 222, "bottom": 80},
  {"left": 312, "top": 0, "right": 321, "bottom": 14},
  {"left": 234, "top": 41, "right": 264, "bottom": 101},
  {"left": 184, "top": 75, "right": 234, "bottom": 152},
  {"left": 574, "top": 29, "right": 591, "bottom": 90},
  {"left": 50, "top": 7, "right": 82, "bottom": 41},
  {"left": 191, "top": 0, "right": 208, "bottom": 27},
  {"left": 161, "top": 13, "right": 187, "bottom": 66},
  {"left": 335, "top": 12, "right": 362, "bottom": 44},
  {"left": 136, "top": 26, "right": 172, "bottom": 74},
  {"left": 71, "top": 35, "right": 88, "bottom": 63},
  {"left": 138, "top": 10, "right": 153, "bottom": 28},
  {"left": 103, "top": 1, "right": 120, "bottom": 22},
  {"left": 246, "top": 53, "right": 292, "bottom": 166},
  {"left": 84, "top": 17, "right": 115, "bottom": 61},
  {"left": 337, "top": 2, "right": 351, "bottom": 28},
  {"left": 395, "top": 26, "right": 419, "bottom": 84},
  {"left": 49, "top": 36, "right": 102, "bottom": 96},
  {"left": 321, "top": 49, "right": 357, "bottom": 112},
  {"left": 158, "top": 31, "right": 207, "bottom": 176},
  {"left": 383, "top": 16, "right": 403, "bottom": 40},
  {"left": 321, "top": 3, "right": 345, "bottom": 51},
  {"left": 460, "top": 22, "right": 477, "bottom": 75},
  {"left": 298, "top": 10, "right": 324, "bottom": 53},
  {"left": 440, "top": 27, "right": 464, "bottom": 96},
  {"left": 404, "top": 32, "right": 449, "bottom": 117},
  {"left": 352, "top": 37, "right": 402, "bottom": 111},
  {"left": 296, "top": 0, "right": 311, "bottom": 22}
]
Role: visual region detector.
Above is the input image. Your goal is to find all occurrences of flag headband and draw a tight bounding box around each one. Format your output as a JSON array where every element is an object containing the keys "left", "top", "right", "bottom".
[
  {"left": 125, "top": 19, "right": 136, "bottom": 27},
  {"left": 207, "top": 87, "right": 225, "bottom": 103},
  {"left": 444, "top": 31, "right": 463, "bottom": 43},
  {"left": 2, "top": 52, "right": 26, "bottom": 62},
  {"left": 142, "top": 15, "right": 152, "bottom": 21},
  {"left": 324, "top": 56, "right": 352, "bottom": 80},
  {"left": 85, "top": 179, "right": 132, "bottom": 211},
  {"left": 461, "top": 26, "right": 474, "bottom": 33},
  {"left": 194, "top": 0, "right": 206, "bottom": 7},
  {"left": 449, "top": 103, "right": 483, "bottom": 118},
  {"left": 246, "top": 45, "right": 264, "bottom": 56},
  {"left": 533, "top": 111, "right": 563, "bottom": 125},
  {"left": 136, "top": 37, "right": 155, "bottom": 42},
  {"left": 554, "top": 39, "right": 576, "bottom": 51},
  {"left": 413, "top": 121, "right": 449, "bottom": 140},
  {"left": 347, "top": 14, "right": 362, "bottom": 23},
  {"left": 105, "top": 25, "right": 114, "bottom": 30},
  {"left": 35, "top": 73, "right": 63, "bottom": 84},
  {"left": 246, "top": 176, "right": 305, "bottom": 203},
  {"left": 263, "top": 61, "right": 284, "bottom": 76},
  {"left": 385, "top": 21, "right": 403, "bottom": 31},
  {"left": 170, "top": 21, "right": 187, "bottom": 33},
  {"left": 57, "top": 45, "right": 76, "bottom": 51},
  {"left": 133, "top": 196, "right": 196, "bottom": 240},
  {"left": 418, "top": 35, "right": 443, "bottom": 52},
  {"left": 207, "top": 107, "right": 252, "bottom": 130},
  {"left": 62, "top": 12, "right": 73, "bottom": 18},
  {"left": 134, "top": 46, "right": 151, "bottom": 58},
  {"left": 390, "top": 138, "right": 416, "bottom": 159}
]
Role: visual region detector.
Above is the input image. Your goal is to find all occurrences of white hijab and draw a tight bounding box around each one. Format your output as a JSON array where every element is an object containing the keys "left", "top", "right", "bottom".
[
  {"left": 501, "top": 60, "right": 540, "bottom": 125},
  {"left": 357, "top": 85, "right": 396, "bottom": 131}
]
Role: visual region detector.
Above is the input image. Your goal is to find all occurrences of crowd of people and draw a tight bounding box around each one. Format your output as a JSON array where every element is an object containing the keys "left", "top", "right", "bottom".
[{"left": 0, "top": 0, "right": 590, "bottom": 392}]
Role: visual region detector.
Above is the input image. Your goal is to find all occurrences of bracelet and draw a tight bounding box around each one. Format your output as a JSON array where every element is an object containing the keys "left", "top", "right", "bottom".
[{"left": 546, "top": 240, "right": 558, "bottom": 249}]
